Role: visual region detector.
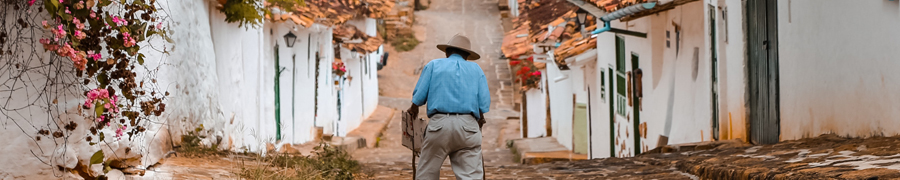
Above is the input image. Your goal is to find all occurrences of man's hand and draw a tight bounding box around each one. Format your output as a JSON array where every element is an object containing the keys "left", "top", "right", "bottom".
[
  {"left": 478, "top": 113, "right": 485, "bottom": 129},
  {"left": 407, "top": 103, "right": 419, "bottom": 117}
]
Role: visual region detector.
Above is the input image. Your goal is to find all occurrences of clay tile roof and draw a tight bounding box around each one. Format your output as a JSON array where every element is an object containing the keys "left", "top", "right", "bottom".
[
  {"left": 501, "top": 19, "right": 533, "bottom": 59},
  {"left": 333, "top": 24, "right": 383, "bottom": 53},
  {"left": 553, "top": 24, "right": 598, "bottom": 65},
  {"left": 524, "top": 0, "right": 578, "bottom": 33},
  {"left": 588, "top": 0, "right": 647, "bottom": 12},
  {"left": 266, "top": 0, "right": 395, "bottom": 27}
]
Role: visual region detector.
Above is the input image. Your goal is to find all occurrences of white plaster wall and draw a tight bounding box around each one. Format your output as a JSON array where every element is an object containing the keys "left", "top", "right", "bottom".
[
  {"left": 524, "top": 88, "right": 548, "bottom": 138},
  {"left": 715, "top": 0, "right": 748, "bottom": 142},
  {"left": 315, "top": 30, "right": 338, "bottom": 135},
  {"left": 777, "top": 0, "right": 900, "bottom": 139},
  {"left": 338, "top": 49, "right": 363, "bottom": 136},
  {"left": 335, "top": 18, "right": 381, "bottom": 137},
  {"left": 588, "top": 1, "right": 709, "bottom": 157},
  {"left": 591, "top": 31, "right": 617, "bottom": 158},
  {"left": 640, "top": 1, "right": 711, "bottom": 146},
  {"left": 546, "top": 57, "right": 574, "bottom": 150},
  {"left": 208, "top": 5, "right": 266, "bottom": 151}
]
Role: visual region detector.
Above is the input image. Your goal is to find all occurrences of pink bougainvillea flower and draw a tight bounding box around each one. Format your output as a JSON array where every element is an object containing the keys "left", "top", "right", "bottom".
[
  {"left": 90, "top": 11, "right": 97, "bottom": 19},
  {"left": 39, "top": 38, "right": 50, "bottom": 45},
  {"left": 84, "top": 99, "right": 93, "bottom": 107},
  {"left": 99, "top": 89, "right": 109, "bottom": 98},
  {"left": 73, "top": 19, "right": 85, "bottom": 30},
  {"left": 104, "top": 103, "right": 110, "bottom": 109},
  {"left": 112, "top": 16, "right": 128, "bottom": 26},
  {"left": 530, "top": 71, "right": 541, "bottom": 76},
  {"left": 65, "top": 7, "right": 71, "bottom": 14},
  {"left": 43, "top": 44, "right": 58, "bottom": 51},
  {"left": 72, "top": 53, "right": 88, "bottom": 71},
  {"left": 54, "top": 25, "right": 67, "bottom": 38},
  {"left": 42, "top": 20, "right": 49, "bottom": 29},
  {"left": 124, "top": 38, "right": 136, "bottom": 47},
  {"left": 74, "top": 30, "right": 86, "bottom": 40},
  {"left": 157, "top": 22, "right": 163, "bottom": 29},
  {"left": 115, "top": 126, "right": 125, "bottom": 137},
  {"left": 88, "top": 50, "right": 102, "bottom": 60},
  {"left": 88, "top": 89, "right": 100, "bottom": 100},
  {"left": 60, "top": 0, "right": 64, "bottom": 3},
  {"left": 56, "top": 43, "right": 71, "bottom": 57},
  {"left": 28, "top": 0, "right": 36, "bottom": 6}
]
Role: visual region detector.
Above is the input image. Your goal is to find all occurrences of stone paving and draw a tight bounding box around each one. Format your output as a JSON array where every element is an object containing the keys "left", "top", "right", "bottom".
[{"left": 355, "top": 0, "right": 522, "bottom": 178}]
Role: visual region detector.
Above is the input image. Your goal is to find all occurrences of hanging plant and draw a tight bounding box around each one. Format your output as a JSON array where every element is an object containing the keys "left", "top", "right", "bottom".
[
  {"left": 515, "top": 65, "right": 541, "bottom": 91},
  {"left": 333, "top": 61, "right": 347, "bottom": 76}
]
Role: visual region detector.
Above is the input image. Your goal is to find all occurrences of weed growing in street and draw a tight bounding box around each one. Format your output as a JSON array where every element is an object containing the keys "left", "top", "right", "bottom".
[
  {"left": 237, "top": 143, "right": 369, "bottom": 180},
  {"left": 178, "top": 132, "right": 227, "bottom": 158},
  {"left": 391, "top": 35, "right": 421, "bottom": 52}
]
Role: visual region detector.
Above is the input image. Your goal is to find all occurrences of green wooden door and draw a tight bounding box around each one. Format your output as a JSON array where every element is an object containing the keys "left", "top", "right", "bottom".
[{"left": 573, "top": 103, "right": 589, "bottom": 154}]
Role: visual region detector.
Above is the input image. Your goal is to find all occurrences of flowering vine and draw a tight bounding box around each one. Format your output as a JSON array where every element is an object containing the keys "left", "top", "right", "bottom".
[{"left": 33, "top": 0, "right": 170, "bottom": 164}]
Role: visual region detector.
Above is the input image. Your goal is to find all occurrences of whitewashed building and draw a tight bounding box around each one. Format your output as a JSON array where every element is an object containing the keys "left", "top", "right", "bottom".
[{"left": 507, "top": 0, "right": 900, "bottom": 160}]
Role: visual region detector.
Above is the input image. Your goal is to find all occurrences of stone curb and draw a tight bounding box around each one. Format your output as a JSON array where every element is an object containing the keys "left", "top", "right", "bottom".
[{"left": 346, "top": 105, "right": 396, "bottom": 149}]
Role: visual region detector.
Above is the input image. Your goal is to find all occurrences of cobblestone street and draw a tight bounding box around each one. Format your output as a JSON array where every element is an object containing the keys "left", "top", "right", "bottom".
[
  {"left": 357, "top": 0, "right": 900, "bottom": 179},
  {"left": 355, "top": 0, "right": 522, "bottom": 178}
]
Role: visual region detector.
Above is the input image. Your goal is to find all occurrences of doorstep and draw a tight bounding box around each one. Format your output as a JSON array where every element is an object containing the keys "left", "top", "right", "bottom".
[{"left": 509, "top": 137, "right": 587, "bottom": 165}]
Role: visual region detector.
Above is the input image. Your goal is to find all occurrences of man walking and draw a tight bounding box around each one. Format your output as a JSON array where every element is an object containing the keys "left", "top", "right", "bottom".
[{"left": 407, "top": 35, "right": 490, "bottom": 180}]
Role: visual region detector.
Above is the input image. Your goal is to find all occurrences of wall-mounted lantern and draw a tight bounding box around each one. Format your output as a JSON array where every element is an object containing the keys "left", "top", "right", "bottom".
[
  {"left": 284, "top": 31, "right": 298, "bottom": 47},
  {"left": 576, "top": 8, "right": 589, "bottom": 39}
]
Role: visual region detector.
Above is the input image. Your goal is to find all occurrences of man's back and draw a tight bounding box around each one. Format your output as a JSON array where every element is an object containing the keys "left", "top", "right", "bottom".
[{"left": 411, "top": 54, "right": 490, "bottom": 119}]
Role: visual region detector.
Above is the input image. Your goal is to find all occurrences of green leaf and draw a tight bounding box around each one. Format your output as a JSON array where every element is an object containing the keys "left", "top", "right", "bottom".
[
  {"left": 44, "top": 0, "right": 58, "bottom": 14},
  {"left": 95, "top": 103, "right": 104, "bottom": 117},
  {"left": 97, "top": 73, "right": 108, "bottom": 87},
  {"left": 137, "top": 54, "right": 145, "bottom": 65},
  {"left": 104, "top": 17, "right": 115, "bottom": 27},
  {"left": 99, "top": 132, "right": 105, "bottom": 141},
  {"left": 90, "top": 150, "right": 104, "bottom": 164}
]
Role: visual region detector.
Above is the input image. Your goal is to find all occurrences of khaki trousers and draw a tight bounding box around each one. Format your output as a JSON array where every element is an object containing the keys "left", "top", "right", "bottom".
[{"left": 415, "top": 114, "right": 484, "bottom": 180}]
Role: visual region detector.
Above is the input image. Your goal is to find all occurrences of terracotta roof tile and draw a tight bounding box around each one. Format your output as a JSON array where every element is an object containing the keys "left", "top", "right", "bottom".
[
  {"left": 267, "top": 0, "right": 395, "bottom": 27},
  {"left": 501, "top": 21, "right": 533, "bottom": 58},
  {"left": 589, "top": 0, "right": 647, "bottom": 12},
  {"left": 333, "top": 24, "right": 383, "bottom": 53},
  {"left": 553, "top": 24, "right": 598, "bottom": 65}
]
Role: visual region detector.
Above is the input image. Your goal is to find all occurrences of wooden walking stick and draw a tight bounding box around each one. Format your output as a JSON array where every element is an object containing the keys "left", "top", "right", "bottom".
[{"left": 412, "top": 117, "right": 416, "bottom": 180}]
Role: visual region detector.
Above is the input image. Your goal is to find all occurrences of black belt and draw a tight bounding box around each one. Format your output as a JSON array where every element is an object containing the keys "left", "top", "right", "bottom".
[{"left": 430, "top": 112, "right": 474, "bottom": 118}]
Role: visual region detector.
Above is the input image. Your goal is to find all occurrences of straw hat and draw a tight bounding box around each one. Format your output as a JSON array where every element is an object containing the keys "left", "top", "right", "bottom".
[{"left": 436, "top": 34, "right": 481, "bottom": 60}]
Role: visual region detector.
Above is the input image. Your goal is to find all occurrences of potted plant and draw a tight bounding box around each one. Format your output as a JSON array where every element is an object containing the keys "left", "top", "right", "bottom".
[{"left": 333, "top": 61, "right": 347, "bottom": 76}]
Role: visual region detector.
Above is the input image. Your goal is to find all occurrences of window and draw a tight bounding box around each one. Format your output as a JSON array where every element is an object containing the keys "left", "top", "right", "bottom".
[
  {"left": 615, "top": 36, "right": 626, "bottom": 73},
  {"left": 600, "top": 69, "right": 606, "bottom": 102},
  {"left": 722, "top": 7, "right": 728, "bottom": 43}
]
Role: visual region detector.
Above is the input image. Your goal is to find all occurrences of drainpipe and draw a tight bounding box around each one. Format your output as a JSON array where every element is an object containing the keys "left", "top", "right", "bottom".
[
  {"left": 591, "top": 21, "right": 612, "bottom": 35},
  {"left": 591, "top": 2, "right": 657, "bottom": 35}
]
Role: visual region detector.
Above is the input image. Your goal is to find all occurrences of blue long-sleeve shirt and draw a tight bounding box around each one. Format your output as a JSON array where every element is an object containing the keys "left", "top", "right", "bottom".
[{"left": 411, "top": 54, "right": 491, "bottom": 119}]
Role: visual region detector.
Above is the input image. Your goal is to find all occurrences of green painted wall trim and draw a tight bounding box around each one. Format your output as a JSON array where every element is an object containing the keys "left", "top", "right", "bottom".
[{"left": 274, "top": 45, "right": 282, "bottom": 141}]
